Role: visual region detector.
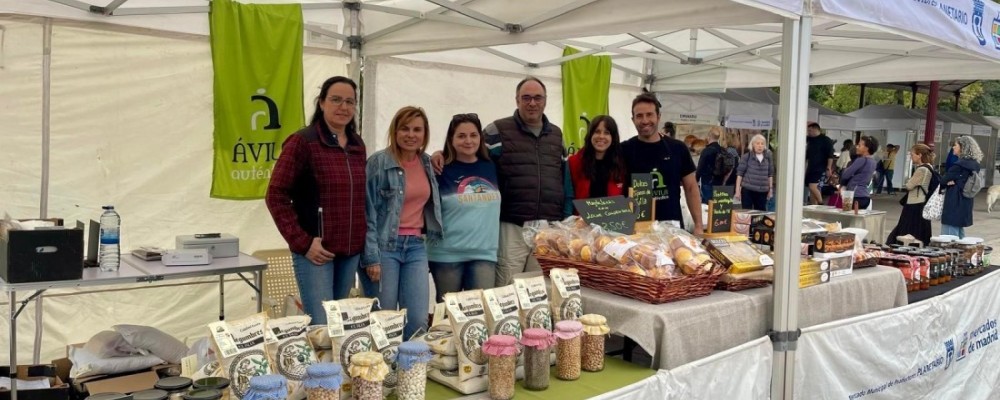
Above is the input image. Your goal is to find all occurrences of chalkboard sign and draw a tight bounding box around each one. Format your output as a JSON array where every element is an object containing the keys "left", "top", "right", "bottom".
[
  {"left": 630, "top": 173, "right": 654, "bottom": 222},
  {"left": 709, "top": 190, "right": 733, "bottom": 234},
  {"left": 573, "top": 196, "right": 636, "bottom": 234}
]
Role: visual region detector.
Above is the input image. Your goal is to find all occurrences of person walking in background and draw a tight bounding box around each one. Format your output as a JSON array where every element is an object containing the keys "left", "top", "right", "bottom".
[
  {"left": 945, "top": 139, "right": 959, "bottom": 170},
  {"left": 696, "top": 129, "right": 724, "bottom": 204},
  {"left": 568, "top": 115, "right": 627, "bottom": 200},
  {"left": 362, "top": 106, "right": 443, "bottom": 338},
  {"left": 662, "top": 121, "right": 676, "bottom": 138},
  {"left": 805, "top": 122, "right": 835, "bottom": 205},
  {"left": 266, "top": 76, "right": 366, "bottom": 325},
  {"left": 940, "top": 136, "right": 983, "bottom": 238},
  {"left": 839, "top": 136, "right": 879, "bottom": 210},
  {"left": 427, "top": 113, "right": 501, "bottom": 302},
  {"left": 886, "top": 144, "right": 937, "bottom": 245},
  {"left": 734, "top": 134, "right": 774, "bottom": 211},
  {"left": 881, "top": 144, "right": 899, "bottom": 195}
]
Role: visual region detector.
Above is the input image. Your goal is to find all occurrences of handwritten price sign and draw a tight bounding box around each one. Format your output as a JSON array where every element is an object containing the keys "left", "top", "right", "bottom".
[{"left": 573, "top": 196, "right": 636, "bottom": 234}]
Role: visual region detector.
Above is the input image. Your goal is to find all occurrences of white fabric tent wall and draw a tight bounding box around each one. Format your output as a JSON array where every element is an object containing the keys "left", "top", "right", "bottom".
[
  {"left": 361, "top": 56, "right": 642, "bottom": 153},
  {"left": 0, "top": 16, "right": 348, "bottom": 364}
]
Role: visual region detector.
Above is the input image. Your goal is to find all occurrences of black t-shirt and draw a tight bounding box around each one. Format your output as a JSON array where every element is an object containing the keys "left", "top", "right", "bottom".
[
  {"left": 590, "top": 158, "right": 611, "bottom": 198},
  {"left": 806, "top": 134, "right": 835, "bottom": 175},
  {"left": 622, "top": 136, "right": 697, "bottom": 225}
]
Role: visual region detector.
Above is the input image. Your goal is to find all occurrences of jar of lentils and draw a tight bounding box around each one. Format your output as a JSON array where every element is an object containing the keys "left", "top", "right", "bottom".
[
  {"left": 521, "top": 328, "right": 556, "bottom": 390},
  {"left": 554, "top": 320, "right": 583, "bottom": 381},
  {"left": 482, "top": 335, "right": 518, "bottom": 400}
]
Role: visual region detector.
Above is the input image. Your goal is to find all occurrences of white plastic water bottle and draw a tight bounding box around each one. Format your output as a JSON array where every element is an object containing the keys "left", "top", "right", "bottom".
[{"left": 98, "top": 205, "right": 121, "bottom": 272}]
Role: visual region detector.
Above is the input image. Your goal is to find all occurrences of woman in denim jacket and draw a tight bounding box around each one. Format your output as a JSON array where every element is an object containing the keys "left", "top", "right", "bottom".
[{"left": 362, "top": 106, "right": 443, "bottom": 338}]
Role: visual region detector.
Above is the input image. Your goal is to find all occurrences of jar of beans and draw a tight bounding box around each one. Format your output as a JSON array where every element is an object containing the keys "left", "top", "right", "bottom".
[
  {"left": 243, "top": 375, "right": 287, "bottom": 400},
  {"left": 348, "top": 352, "right": 388, "bottom": 400},
  {"left": 579, "top": 314, "right": 610, "bottom": 372},
  {"left": 304, "top": 363, "right": 342, "bottom": 400},
  {"left": 554, "top": 320, "right": 583, "bottom": 381},
  {"left": 395, "top": 341, "right": 433, "bottom": 400},
  {"left": 521, "top": 328, "right": 556, "bottom": 390},
  {"left": 482, "top": 335, "right": 518, "bottom": 400}
]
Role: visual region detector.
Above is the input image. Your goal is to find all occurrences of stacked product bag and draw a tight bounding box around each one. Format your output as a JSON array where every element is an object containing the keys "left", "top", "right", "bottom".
[{"left": 264, "top": 315, "right": 316, "bottom": 400}]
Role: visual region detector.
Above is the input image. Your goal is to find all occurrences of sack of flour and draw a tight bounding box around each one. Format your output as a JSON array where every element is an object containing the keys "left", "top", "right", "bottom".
[
  {"left": 550, "top": 268, "right": 583, "bottom": 323},
  {"left": 264, "top": 315, "right": 315, "bottom": 400},
  {"left": 371, "top": 309, "right": 406, "bottom": 396},
  {"left": 429, "top": 354, "right": 458, "bottom": 371},
  {"left": 208, "top": 313, "right": 273, "bottom": 399},
  {"left": 513, "top": 276, "right": 553, "bottom": 331},
  {"left": 444, "top": 290, "right": 489, "bottom": 383},
  {"left": 306, "top": 325, "right": 333, "bottom": 363},
  {"left": 481, "top": 285, "right": 522, "bottom": 338},
  {"left": 322, "top": 297, "right": 376, "bottom": 395}
]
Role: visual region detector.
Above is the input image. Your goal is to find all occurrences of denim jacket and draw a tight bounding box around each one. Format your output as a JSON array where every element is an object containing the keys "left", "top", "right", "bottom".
[{"left": 363, "top": 149, "right": 443, "bottom": 267}]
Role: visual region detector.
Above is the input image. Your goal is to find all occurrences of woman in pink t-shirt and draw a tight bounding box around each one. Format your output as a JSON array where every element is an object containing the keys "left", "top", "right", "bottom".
[{"left": 362, "top": 106, "right": 444, "bottom": 338}]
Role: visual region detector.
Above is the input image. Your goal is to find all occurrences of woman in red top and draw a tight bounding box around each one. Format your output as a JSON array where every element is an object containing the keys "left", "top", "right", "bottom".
[{"left": 568, "top": 115, "right": 627, "bottom": 200}]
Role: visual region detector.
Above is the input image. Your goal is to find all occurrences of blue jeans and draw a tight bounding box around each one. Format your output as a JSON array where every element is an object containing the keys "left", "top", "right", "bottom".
[
  {"left": 941, "top": 224, "right": 966, "bottom": 238},
  {"left": 359, "top": 235, "right": 429, "bottom": 339},
  {"left": 884, "top": 170, "right": 895, "bottom": 194},
  {"left": 291, "top": 252, "right": 360, "bottom": 325},
  {"left": 429, "top": 260, "right": 497, "bottom": 303},
  {"left": 700, "top": 182, "right": 713, "bottom": 205}
]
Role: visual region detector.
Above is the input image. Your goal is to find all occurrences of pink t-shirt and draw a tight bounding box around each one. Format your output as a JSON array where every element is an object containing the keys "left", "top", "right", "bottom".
[{"left": 398, "top": 156, "right": 430, "bottom": 234}]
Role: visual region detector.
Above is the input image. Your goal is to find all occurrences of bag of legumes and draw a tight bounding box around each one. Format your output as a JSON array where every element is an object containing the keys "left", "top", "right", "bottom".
[
  {"left": 370, "top": 309, "right": 406, "bottom": 396},
  {"left": 481, "top": 285, "right": 522, "bottom": 338},
  {"left": 513, "top": 276, "right": 553, "bottom": 331},
  {"left": 427, "top": 290, "right": 490, "bottom": 394},
  {"left": 264, "top": 315, "right": 316, "bottom": 400},
  {"left": 321, "top": 297, "right": 377, "bottom": 396},
  {"left": 208, "top": 313, "right": 273, "bottom": 400},
  {"left": 549, "top": 268, "right": 583, "bottom": 323}
]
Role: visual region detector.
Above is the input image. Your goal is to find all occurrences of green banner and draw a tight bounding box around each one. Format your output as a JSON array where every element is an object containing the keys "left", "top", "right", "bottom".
[
  {"left": 561, "top": 46, "right": 611, "bottom": 155},
  {"left": 210, "top": 0, "right": 304, "bottom": 199}
]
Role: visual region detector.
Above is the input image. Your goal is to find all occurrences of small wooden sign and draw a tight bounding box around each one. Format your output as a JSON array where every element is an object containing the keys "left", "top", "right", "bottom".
[
  {"left": 708, "top": 189, "right": 734, "bottom": 234},
  {"left": 573, "top": 196, "right": 636, "bottom": 234}
]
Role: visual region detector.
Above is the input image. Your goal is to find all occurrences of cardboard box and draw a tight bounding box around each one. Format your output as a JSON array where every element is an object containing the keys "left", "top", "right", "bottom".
[
  {"left": 813, "top": 232, "right": 856, "bottom": 254},
  {"left": 815, "top": 250, "right": 854, "bottom": 277},
  {"left": 800, "top": 271, "right": 831, "bottom": 288},
  {"left": 705, "top": 236, "right": 774, "bottom": 274},
  {"left": 800, "top": 258, "right": 831, "bottom": 276},
  {"left": 750, "top": 226, "right": 774, "bottom": 247},
  {"left": 63, "top": 344, "right": 173, "bottom": 396},
  {"left": 0, "top": 364, "right": 70, "bottom": 400}
]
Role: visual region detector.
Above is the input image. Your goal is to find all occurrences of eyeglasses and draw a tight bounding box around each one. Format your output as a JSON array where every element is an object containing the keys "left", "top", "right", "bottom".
[
  {"left": 519, "top": 95, "right": 546, "bottom": 104},
  {"left": 326, "top": 96, "right": 357, "bottom": 108}
]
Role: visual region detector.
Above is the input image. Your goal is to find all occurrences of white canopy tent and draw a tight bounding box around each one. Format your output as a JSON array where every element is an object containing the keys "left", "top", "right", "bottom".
[{"left": 5, "top": 1, "right": 1000, "bottom": 398}]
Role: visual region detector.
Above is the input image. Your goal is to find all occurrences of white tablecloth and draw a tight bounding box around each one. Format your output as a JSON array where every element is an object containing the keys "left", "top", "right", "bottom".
[{"left": 581, "top": 266, "right": 907, "bottom": 369}]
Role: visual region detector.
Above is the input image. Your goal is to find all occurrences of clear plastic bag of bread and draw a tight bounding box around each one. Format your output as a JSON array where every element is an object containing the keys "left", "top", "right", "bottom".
[
  {"left": 589, "top": 226, "right": 626, "bottom": 267},
  {"left": 549, "top": 216, "right": 592, "bottom": 258},
  {"left": 652, "top": 222, "right": 717, "bottom": 275},
  {"left": 524, "top": 220, "right": 562, "bottom": 257},
  {"left": 566, "top": 224, "right": 601, "bottom": 262}
]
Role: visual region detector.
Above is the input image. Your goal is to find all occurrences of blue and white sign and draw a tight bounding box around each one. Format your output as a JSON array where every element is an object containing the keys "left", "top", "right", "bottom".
[
  {"left": 817, "top": 0, "right": 1000, "bottom": 61},
  {"left": 725, "top": 115, "right": 773, "bottom": 130}
]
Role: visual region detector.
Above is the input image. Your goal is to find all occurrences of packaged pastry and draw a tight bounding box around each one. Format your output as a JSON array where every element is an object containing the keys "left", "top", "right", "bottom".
[{"left": 704, "top": 236, "right": 774, "bottom": 274}]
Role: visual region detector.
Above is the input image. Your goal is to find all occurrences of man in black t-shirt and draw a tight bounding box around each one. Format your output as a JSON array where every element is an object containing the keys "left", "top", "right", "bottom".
[
  {"left": 805, "top": 122, "right": 835, "bottom": 205},
  {"left": 622, "top": 93, "right": 703, "bottom": 234}
]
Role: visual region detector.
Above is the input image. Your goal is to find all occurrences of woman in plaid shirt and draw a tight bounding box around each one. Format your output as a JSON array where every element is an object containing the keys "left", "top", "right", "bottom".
[{"left": 266, "top": 76, "right": 368, "bottom": 325}]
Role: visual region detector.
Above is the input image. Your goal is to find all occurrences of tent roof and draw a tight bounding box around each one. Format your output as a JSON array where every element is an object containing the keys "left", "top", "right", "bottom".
[{"left": 6, "top": 0, "right": 1000, "bottom": 91}]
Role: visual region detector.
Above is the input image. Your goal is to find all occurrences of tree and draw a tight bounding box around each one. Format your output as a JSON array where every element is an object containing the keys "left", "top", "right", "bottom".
[{"left": 969, "top": 80, "right": 1000, "bottom": 116}]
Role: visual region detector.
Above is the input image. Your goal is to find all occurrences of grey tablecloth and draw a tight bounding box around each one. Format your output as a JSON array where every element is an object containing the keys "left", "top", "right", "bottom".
[
  {"left": 803, "top": 207, "right": 887, "bottom": 242},
  {"left": 581, "top": 266, "right": 907, "bottom": 369}
]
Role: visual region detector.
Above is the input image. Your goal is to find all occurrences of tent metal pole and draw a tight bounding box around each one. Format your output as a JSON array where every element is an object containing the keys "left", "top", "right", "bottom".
[
  {"left": 40, "top": 18, "right": 52, "bottom": 219},
  {"left": 347, "top": 1, "right": 361, "bottom": 83},
  {"left": 770, "top": 15, "right": 811, "bottom": 400}
]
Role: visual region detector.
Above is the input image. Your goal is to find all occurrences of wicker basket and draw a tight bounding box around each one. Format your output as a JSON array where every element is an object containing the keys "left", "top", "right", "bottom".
[
  {"left": 536, "top": 255, "right": 723, "bottom": 304},
  {"left": 715, "top": 279, "right": 771, "bottom": 291},
  {"left": 854, "top": 257, "right": 878, "bottom": 269}
]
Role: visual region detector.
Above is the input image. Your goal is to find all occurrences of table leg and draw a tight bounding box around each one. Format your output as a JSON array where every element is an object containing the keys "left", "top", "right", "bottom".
[
  {"left": 255, "top": 271, "right": 263, "bottom": 313},
  {"left": 219, "top": 275, "right": 225, "bottom": 321},
  {"left": 32, "top": 296, "right": 42, "bottom": 364},
  {"left": 622, "top": 336, "right": 637, "bottom": 363},
  {"left": 9, "top": 291, "right": 18, "bottom": 400}
]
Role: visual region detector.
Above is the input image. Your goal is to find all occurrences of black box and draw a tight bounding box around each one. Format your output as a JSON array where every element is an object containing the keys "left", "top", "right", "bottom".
[
  {"left": 0, "top": 226, "right": 83, "bottom": 284},
  {"left": 0, "top": 364, "right": 70, "bottom": 400}
]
